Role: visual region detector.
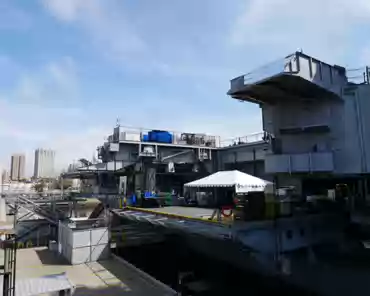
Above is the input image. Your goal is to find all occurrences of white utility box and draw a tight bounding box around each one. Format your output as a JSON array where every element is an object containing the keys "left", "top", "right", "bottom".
[{"left": 58, "top": 220, "right": 110, "bottom": 265}]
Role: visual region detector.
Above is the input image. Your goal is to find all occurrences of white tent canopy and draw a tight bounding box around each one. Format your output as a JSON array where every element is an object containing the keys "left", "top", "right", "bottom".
[{"left": 184, "top": 170, "right": 272, "bottom": 193}]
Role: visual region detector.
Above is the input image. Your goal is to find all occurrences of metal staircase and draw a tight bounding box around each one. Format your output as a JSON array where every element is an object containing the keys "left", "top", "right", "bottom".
[
  {"left": 15, "top": 195, "right": 70, "bottom": 225},
  {"left": 16, "top": 222, "right": 53, "bottom": 245}
]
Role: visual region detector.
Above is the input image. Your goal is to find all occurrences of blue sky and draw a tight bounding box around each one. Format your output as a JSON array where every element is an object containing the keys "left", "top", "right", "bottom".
[{"left": 1, "top": 0, "right": 370, "bottom": 175}]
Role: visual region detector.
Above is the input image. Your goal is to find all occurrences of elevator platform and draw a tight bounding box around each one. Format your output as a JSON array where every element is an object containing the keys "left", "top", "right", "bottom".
[{"left": 111, "top": 206, "right": 233, "bottom": 241}]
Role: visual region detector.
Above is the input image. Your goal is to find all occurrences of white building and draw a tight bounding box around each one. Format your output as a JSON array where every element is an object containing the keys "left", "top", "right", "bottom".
[
  {"left": 1, "top": 182, "right": 35, "bottom": 193},
  {"left": 34, "top": 149, "right": 55, "bottom": 179},
  {"left": 10, "top": 154, "right": 25, "bottom": 181},
  {"left": 228, "top": 51, "right": 370, "bottom": 196}
]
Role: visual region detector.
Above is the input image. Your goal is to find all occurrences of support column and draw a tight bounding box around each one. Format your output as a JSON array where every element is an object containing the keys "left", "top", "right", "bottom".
[
  {"left": 0, "top": 196, "right": 6, "bottom": 223},
  {"left": 60, "top": 176, "right": 64, "bottom": 198},
  {"left": 144, "top": 167, "right": 156, "bottom": 192}
]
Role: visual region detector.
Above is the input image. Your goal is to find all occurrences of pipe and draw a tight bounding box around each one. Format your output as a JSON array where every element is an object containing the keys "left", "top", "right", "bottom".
[
  {"left": 161, "top": 150, "right": 193, "bottom": 162},
  {"left": 354, "top": 91, "right": 367, "bottom": 172},
  {"left": 253, "top": 149, "right": 256, "bottom": 175}
]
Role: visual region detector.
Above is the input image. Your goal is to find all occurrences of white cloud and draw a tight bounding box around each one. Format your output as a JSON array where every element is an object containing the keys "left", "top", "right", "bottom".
[
  {"left": 0, "top": 99, "right": 110, "bottom": 176},
  {"left": 0, "top": 57, "right": 110, "bottom": 176},
  {"left": 0, "top": 101, "right": 111, "bottom": 176},
  {"left": 41, "top": 0, "right": 86, "bottom": 22},
  {"left": 40, "top": 0, "right": 229, "bottom": 80},
  {"left": 42, "top": 0, "right": 146, "bottom": 59},
  {"left": 13, "top": 57, "right": 78, "bottom": 104},
  {"left": 0, "top": 1, "right": 273, "bottom": 178},
  {"left": 231, "top": 0, "right": 370, "bottom": 63}
]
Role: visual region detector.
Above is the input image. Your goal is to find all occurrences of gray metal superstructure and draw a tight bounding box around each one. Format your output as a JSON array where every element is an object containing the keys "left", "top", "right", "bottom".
[
  {"left": 62, "top": 125, "right": 268, "bottom": 198},
  {"left": 228, "top": 52, "right": 370, "bottom": 195}
]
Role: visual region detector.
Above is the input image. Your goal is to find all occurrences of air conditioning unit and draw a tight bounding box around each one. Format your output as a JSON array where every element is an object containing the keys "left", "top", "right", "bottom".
[
  {"left": 140, "top": 145, "right": 156, "bottom": 157},
  {"left": 109, "top": 143, "right": 119, "bottom": 152},
  {"left": 120, "top": 132, "right": 141, "bottom": 141},
  {"left": 143, "top": 146, "right": 154, "bottom": 154}
]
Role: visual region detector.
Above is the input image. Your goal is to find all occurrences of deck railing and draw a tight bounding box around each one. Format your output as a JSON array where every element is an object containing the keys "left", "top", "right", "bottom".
[
  {"left": 109, "top": 125, "right": 221, "bottom": 147},
  {"left": 220, "top": 132, "right": 265, "bottom": 147},
  {"left": 230, "top": 53, "right": 297, "bottom": 91},
  {"left": 106, "top": 125, "right": 265, "bottom": 149}
]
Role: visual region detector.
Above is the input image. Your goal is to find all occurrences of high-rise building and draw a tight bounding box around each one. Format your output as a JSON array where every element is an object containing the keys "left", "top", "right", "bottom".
[
  {"left": 10, "top": 154, "right": 25, "bottom": 181},
  {"left": 34, "top": 149, "right": 55, "bottom": 179},
  {"left": 19, "top": 155, "right": 25, "bottom": 180},
  {"left": 1, "top": 169, "right": 9, "bottom": 183}
]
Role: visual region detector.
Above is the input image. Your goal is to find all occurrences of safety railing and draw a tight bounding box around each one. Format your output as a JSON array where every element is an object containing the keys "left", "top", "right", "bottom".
[
  {"left": 230, "top": 53, "right": 297, "bottom": 91},
  {"left": 243, "top": 53, "right": 297, "bottom": 85},
  {"left": 108, "top": 125, "right": 221, "bottom": 148},
  {"left": 15, "top": 195, "right": 72, "bottom": 224},
  {"left": 220, "top": 132, "right": 265, "bottom": 147},
  {"left": 347, "top": 66, "right": 370, "bottom": 84},
  {"left": 106, "top": 126, "right": 268, "bottom": 149}
]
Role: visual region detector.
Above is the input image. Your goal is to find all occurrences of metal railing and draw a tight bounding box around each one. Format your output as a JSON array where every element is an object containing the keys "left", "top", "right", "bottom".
[
  {"left": 230, "top": 53, "right": 297, "bottom": 89},
  {"left": 13, "top": 195, "right": 72, "bottom": 225},
  {"left": 220, "top": 132, "right": 265, "bottom": 147},
  {"left": 108, "top": 125, "right": 221, "bottom": 147},
  {"left": 347, "top": 66, "right": 370, "bottom": 84},
  {"left": 105, "top": 125, "right": 266, "bottom": 149}
]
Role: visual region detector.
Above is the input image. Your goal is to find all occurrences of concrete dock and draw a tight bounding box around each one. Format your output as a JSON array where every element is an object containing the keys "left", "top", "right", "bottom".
[{"left": 1, "top": 247, "right": 176, "bottom": 295}]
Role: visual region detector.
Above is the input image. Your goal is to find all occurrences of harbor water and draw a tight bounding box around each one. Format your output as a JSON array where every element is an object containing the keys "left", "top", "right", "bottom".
[{"left": 114, "top": 235, "right": 316, "bottom": 295}]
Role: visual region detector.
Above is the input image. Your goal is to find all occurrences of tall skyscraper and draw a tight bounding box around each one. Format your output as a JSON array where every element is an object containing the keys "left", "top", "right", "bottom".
[
  {"left": 19, "top": 154, "right": 25, "bottom": 180},
  {"left": 34, "top": 149, "right": 55, "bottom": 179},
  {"left": 10, "top": 154, "right": 26, "bottom": 181},
  {"left": 1, "top": 169, "right": 9, "bottom": 183}
]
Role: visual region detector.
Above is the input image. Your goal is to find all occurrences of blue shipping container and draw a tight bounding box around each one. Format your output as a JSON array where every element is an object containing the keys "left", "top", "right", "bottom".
[
  {"left": 148, "top": 131, "right": 156, "bottom": 142},
  {"left": 157, "top": 132, "right": 172, "bottom": 143},
  {"left": 148, "top": 130, "right": 172, "bottom": 143}
]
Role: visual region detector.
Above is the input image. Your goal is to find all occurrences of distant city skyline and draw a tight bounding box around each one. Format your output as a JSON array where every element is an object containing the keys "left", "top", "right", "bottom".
[
  {"left": 10, "top": 154, "right": 25, "bottom": 181},
  {"left": 1, "top": 148, "right": 99, "bottom": 179}
]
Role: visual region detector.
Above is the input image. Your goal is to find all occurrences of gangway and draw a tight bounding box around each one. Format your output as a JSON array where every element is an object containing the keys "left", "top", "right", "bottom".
[
  {"left": 11, "top": 195, "right": 72, "bottom": 225},
  {"left": 112, "top": 206, "right": 344, "bottom": 255},
  {"left": 111, "top": 206, "right": 234, "bottom": 241}
]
